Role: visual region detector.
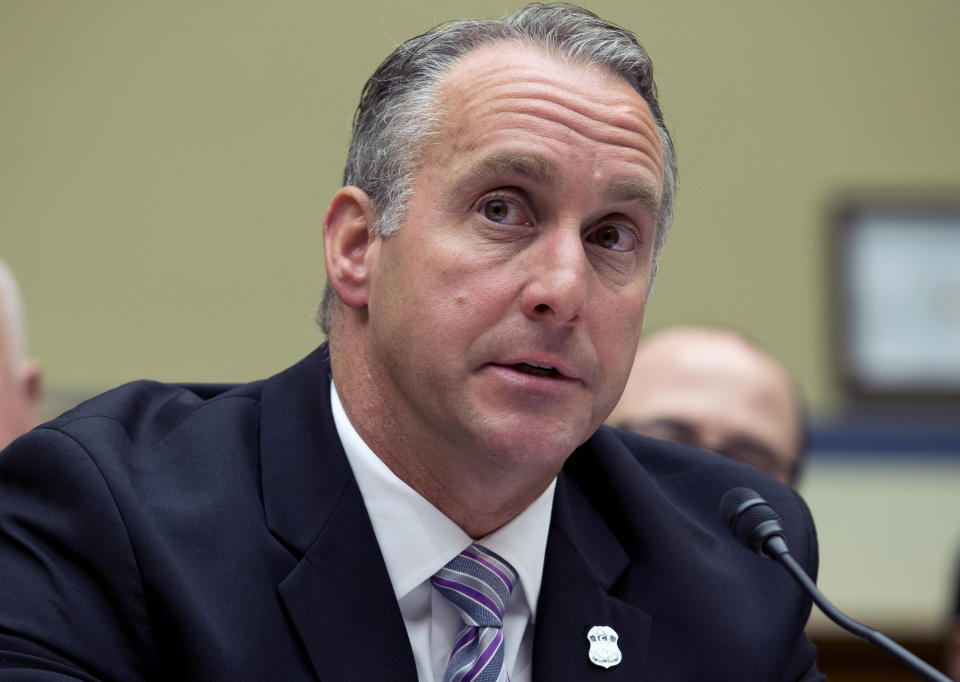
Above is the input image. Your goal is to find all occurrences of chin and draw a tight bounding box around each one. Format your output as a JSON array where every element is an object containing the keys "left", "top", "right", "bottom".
[{"left": 475, "top": 416, "right": 591, "bottom": 470}]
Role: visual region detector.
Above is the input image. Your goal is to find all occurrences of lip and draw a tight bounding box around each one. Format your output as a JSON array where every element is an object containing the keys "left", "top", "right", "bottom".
[
  {"left": 487, "top": 355, "right": 583, "bottom": 383},
  {"left": 484, "top": 364, "right": 582, "bottom": 395}
]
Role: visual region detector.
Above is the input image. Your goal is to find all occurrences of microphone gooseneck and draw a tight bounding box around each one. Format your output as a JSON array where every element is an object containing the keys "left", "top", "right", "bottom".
[{"left": 720, "top": 487, "right": 950, "bottom": 682}]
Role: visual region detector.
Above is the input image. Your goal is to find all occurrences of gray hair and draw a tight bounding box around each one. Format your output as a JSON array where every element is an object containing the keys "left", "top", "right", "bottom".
[
  {"left": 318, "top": 2, "right": 678, "bottom": 334},
  {"left": 0, "top": 258, "right": 28, "bottom": 371}
]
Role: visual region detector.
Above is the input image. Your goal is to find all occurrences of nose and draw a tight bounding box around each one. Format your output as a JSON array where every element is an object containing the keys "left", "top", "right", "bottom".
[{"left": 520, "top": 229, "right": 589, "bottom": 326}]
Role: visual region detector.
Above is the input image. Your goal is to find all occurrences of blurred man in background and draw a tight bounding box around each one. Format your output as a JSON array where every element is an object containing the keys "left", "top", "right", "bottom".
[
  {"left": 607, "top": 325, "right": 806, "bottom": 486},
  {"left": 0, "top": 258, "right": 42, "bottom": 450}
]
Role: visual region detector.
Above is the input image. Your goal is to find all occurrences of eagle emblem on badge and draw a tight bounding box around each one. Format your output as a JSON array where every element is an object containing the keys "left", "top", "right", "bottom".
[{"left": 587, "top": 625, "right": 622, "bottom": 669}]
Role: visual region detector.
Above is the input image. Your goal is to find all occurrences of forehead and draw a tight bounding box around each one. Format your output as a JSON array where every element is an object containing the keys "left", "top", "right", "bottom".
[
  {"left": 635, "top": 334, "right": 792, "bottom": 404},
  {"left": 621, "top": 333, "right": 799, "bottom": 442},
  {"left": 429, "top": 41, "right": 663, "bottom": 177}
]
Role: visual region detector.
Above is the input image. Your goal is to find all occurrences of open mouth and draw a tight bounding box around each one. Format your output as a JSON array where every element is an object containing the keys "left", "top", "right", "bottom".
[{"left": 512, "top": 362, "right": 561, "bottom": 378}]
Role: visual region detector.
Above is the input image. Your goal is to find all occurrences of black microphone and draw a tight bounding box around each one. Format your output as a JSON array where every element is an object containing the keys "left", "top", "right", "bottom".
[{"left": 720, "top": 487, "right": 951, "bottom": 682}]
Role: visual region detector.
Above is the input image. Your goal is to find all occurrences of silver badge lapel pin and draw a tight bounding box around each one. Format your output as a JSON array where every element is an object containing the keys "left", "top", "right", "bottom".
[{"left": 587, "top": 625, "right": 622, "bottom": 669}]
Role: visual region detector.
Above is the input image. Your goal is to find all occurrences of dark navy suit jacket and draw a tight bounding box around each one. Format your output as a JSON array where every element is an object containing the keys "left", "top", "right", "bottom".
[{"left": 0, "top": 346, "right": 823, "bottom": 680}]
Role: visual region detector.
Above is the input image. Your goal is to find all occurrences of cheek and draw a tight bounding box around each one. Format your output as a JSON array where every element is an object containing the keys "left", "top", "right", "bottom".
[
  {"left": 404, "top": 263, "right": 500, "bottom": 345},
  {"left": 429, "top": 286, "right": 500, "bottom": 347},
  {"left": 601, "top": 285, "right": 647, "bottom": 336},
  {"left": 594, "top": 297, "right": 647, "bottom": 379},
  {"left": 439, "top": 253, "right": 517, "bottom": 312}
]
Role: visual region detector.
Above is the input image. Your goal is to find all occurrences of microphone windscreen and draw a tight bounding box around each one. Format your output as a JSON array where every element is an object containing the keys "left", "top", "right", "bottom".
[{"left": 720, "top": 487, "right": 784, "bottom": 554}]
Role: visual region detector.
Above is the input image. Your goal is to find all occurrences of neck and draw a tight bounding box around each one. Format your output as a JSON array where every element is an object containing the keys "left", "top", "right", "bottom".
[{"left": 328, "top": 332, "right": 558, "bottom": 539}]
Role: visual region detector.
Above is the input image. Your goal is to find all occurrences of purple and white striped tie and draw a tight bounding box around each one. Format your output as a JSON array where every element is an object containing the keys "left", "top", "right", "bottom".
[{"left": 431, "top": 544, "right": 518, "bottom": 682}]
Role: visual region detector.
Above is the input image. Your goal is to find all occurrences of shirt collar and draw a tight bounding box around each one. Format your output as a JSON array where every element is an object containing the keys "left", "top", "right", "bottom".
[{"left": 330, "top": 380, "right": 555, "bottom": 619}]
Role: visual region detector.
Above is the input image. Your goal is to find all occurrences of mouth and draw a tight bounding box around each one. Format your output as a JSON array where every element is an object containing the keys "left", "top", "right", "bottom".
[{"left": 509, "top": 362, "right": 562, "bottom": 378}]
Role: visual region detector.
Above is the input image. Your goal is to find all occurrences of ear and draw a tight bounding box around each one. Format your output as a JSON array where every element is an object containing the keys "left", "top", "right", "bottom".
[
  {"left": 323, "top": 186, "right": 379, "bottom": 309},
  {"left": 21, "top": 360, "right": 42, "bottom": 406},
  {"left": 10, "top": 360, "right": 42, "bottom": 429}
]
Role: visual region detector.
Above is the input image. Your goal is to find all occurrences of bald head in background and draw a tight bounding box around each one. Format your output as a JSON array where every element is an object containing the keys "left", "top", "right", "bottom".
[
  {"left": 0, "top": 259, "right": 42, "bottom": 450},
  {"left": 607, "top": 326, "right": 805, "bottom": 486}
]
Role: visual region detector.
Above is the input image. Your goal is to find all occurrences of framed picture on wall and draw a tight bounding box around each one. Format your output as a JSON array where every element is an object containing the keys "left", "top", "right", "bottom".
[{"left": 830, "top": 193, "right": 960, "bottom": 402}]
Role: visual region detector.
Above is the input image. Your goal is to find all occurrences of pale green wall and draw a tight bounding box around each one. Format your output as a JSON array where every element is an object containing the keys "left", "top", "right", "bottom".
[
  {"left": 4, "top": 0, "right": 960, "bottom": 642},
  {"left": 799, "top": 458, "right": 960, "bottom": 638},
  {"left": 4, "top": 1, "right": 960, "bottom": 406}
]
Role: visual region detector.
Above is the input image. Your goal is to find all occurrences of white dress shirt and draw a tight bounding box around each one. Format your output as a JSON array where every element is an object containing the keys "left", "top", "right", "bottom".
[{"left": 330, "top": 381, "right": 556, "bottom": 682}]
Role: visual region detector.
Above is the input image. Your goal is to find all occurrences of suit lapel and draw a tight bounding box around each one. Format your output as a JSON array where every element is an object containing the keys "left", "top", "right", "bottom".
[
  {"left": 276, "top": 481, "right": 418, "bottom": 681},
  {"left": 533, "top": 445, "right": 652, "bottom": 682},
  {"left": 260, "top": 346, "right": 418, "bottom": 681}
]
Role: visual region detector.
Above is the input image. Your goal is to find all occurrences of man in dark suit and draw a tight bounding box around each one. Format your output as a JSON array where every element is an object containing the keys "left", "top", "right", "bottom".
[{"left": 0, "top": 4, "right": 823, "bottom": 680}]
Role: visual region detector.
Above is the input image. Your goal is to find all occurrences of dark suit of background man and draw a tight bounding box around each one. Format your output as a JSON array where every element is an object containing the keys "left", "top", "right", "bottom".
[{"left": 0, "top": 4, "right": 824, "bottom": 680}]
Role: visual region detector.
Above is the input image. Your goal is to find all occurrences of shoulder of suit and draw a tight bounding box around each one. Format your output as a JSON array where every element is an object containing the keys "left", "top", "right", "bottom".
[
  {"left": 581, "top": 425, "right": 813, "bottom": 537},
  {"left": 40, "top": 378, "right": 264, "bottom": 451},
  {"left": 589, "top": 424, "right": 742, "bottom": 476}
]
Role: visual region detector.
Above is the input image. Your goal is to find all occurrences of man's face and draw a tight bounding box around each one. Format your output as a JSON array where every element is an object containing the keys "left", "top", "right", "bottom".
[
  {"left": 361, "top": 42, "right": 664, "bottom": 479},
  {"left": 608, "top": 330, "right": 801, "bottom": 485},
  {"left": 0, "top": 297, "right": 40, "bottom": 450}
]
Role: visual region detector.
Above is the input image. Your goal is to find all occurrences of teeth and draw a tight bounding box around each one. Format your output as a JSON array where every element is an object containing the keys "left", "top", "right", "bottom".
[{"left": 527, "top": 362, "right": 555, "bottom": 370}]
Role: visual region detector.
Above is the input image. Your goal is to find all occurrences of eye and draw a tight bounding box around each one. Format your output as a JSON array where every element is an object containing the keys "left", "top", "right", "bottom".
[
  {"left": 484, "top": 199, "right": 509, "bottom": 222},
  {"left": 479, "top": 197, "right": 531, "bottom": 226},
  {"left": 587, "top": 224, "right": 638, "bottom": 252}
]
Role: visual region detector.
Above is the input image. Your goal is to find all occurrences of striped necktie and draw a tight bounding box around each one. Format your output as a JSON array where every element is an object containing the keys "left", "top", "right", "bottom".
[{"left": 430, "top": 543, "right": 519, "bottom": 682}]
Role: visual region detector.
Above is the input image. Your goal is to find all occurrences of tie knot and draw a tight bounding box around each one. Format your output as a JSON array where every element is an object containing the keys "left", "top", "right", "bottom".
[{"left": 431, "top": 543, "right": 518, "bottom": 628}]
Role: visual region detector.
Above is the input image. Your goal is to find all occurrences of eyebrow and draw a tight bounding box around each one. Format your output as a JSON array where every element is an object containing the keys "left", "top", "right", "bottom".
[
  {"left": 721, "top": 438, "right": 785, "bottom": 468},
  {"left": 621, "top": 417, "right": 791, "bottom": 476},
  {"left": 459, "top": 151, "right": 560, "bottom": 190},
  {"left": 614, "top": 417, "right": 695, "bottom": 439},
  {"left": 606, "top": 178, "right": 661, "bottom": 218}
]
